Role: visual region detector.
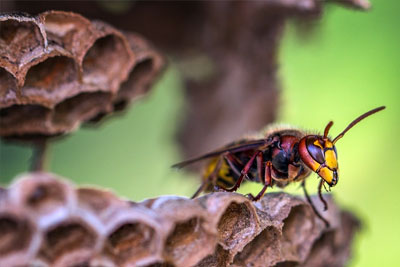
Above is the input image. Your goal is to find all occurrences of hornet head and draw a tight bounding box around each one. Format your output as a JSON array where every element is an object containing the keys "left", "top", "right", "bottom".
[{"left": 298, "top": 106, "right": 385, "bottom": 187}]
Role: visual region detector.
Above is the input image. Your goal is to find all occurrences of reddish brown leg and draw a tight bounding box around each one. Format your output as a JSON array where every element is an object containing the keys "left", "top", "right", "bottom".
[
  {"left": 318, "top": 179, "right": 328, "bottom": 211},
  {"left": 224, "top": 153, "right": 243, "bottom": 177},
  {"left": 301, "top": 180, "right": 330, "bottom": 227},
  {"left": 191, "top": 181, "right": 207, "bottom": 199},
  {"left": 247, "top": 161, "right": 272, "bottom": 201},
  {"left": 256, "top": 151, "right": 264, "bottom": 184},
  {"left": 218, "top": 151, "right": 261, "bottom": 192}
]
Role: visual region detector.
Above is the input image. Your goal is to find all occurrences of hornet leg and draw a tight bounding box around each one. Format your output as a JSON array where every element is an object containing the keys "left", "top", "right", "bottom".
[
  {"left": 217, "top": 151, "right": 261, "bottom": 192},
  {"left": 301, "top": 180, "right": 330, "bottom": 227},
  {"left": 318, "top": 179, "right": 328, "bottom": 211},
  {"left": 247, "top": 161, "right": 272, "bottom": 201}
]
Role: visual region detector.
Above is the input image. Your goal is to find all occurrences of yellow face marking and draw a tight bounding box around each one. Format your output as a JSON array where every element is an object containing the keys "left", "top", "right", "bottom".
[
  {"left": 324, "top": 140, "right": 338, "bottom": 169},
  {"left": 313, "top": 140, "right": 323, "bottom": 149},
  {"left": 325, "top": 150, "right": 338, "bottom": 169},
  {"left": 325, "top": 141, "right": 334, "bottom": 148},
  {"left": 318, "top": 167, "right": 334, "bottom": 185}
]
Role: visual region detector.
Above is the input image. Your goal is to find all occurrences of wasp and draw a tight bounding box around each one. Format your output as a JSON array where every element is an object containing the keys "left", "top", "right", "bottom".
[{"left": 173, "top": 106, "right": 385, "bottom": 226}]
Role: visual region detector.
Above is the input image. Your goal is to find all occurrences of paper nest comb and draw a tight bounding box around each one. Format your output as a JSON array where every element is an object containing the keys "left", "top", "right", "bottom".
[
  {"left": 0, "top": 11, "right": 164, "bottom": 140},
  {"left": 0, "top": 172, "right": 360, "bottom": 267}
]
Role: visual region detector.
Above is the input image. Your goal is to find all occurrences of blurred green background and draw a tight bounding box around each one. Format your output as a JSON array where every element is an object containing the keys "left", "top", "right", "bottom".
[{"left": 1, "top": 1, "right": 399, "bottom": 266}]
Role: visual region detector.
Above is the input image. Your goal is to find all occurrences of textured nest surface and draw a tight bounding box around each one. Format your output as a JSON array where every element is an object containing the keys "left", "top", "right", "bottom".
[
  {"left": 0, "top": 11, "right": 164, "bottom": 140},
  {"left": 0, "top": 172, "right": 360, "bottom": 267}
]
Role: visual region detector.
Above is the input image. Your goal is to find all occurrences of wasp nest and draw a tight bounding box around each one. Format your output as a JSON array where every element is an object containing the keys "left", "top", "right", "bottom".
[
  {"left": 0, "top": 172, "right": 360, "bottom": 267},
  {"left": 0, "top": 11, "right": 164, "bottom": 140}
]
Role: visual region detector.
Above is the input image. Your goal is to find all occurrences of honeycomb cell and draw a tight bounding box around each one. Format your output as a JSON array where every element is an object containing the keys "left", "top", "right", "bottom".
[
  {"left": 0, "top": 214, "right": 38, "bottom": 266},
  {"left": 106, "top": 222, "right": 156, "bottom": 265},
  {"left": 83, "top": 34, "right": 132, "bottom": 92},
  {"left": 0, "top": 68, "right": 17, "bottom": 108},
  {"left": 281, "top": 205, "right": 316, "bottom": 262},
  {"left": 0, "top": 18, "right": 45, "bottom": 68},
  {"left": 38, "top": 221, "right": 98, "bottom": 266},
  {"left": 53, "top": 91, "right": 112, "bottom": 129},
  {"left": 165, "top": 217, "right": 213, "bottom": 267},
  {"left": 217, "top": 201, "right": 258, "bottom": 251},
  {"left": 40, "top": 11, "right": 94, "bottom": 60},
  {"left": 233, "top": 226, "right": 282, "bottom": 266},
  {"left": 0, "top": 104, "right": 51, "bottom": 137}
]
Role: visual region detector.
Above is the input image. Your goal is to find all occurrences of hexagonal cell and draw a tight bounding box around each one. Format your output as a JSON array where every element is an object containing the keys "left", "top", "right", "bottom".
[
  {"left": 116, "top": 58, "right": 156, "bottom": 104},
  {"left": 22, "top": 56, "right": 78, "bottom": 102},
  {"left": 299, "top": 231, "right": 338, "bottom": 266},
  {"left": 281, "top": 205, "right": 315, "bottom": 261},
  {"left": 0, "top": 104, "right": 51, "bottom": 137},
  {"left": 53, "top": 91, "right": 112, "bottom": 129},
  {"left": 0, "top": 68, "right": 17, "bottom": 108},
  {"left": 87, "top": 57, "right": 162, "bottom": 123},
  {"left": 40, "top": 11, "right": 94, "bottom": 59},
  {"left": 165, "top": 217, "right": 215, "bottom": 267},
  {"left": 38, "top": 221, "right": 98, "bottom": 266},
  {"left": 301, "top": 211, "right": 361, "bottom": 267},
  {"left": 105, "top": 222, "right": 157, "bottom": 266},
  {"left": 0, "top": 214, "right": 36, "bottom": 265},
  {"left": 9, "top": 173, "right": 72, "bottom": 213},
  {"left": 25, "top": 182, "right": 67, "bottom": 212},
  {"left": 77, "top": 188, "right": 128, "bottom": 223},
  {"left": 0, "top": 18, "right": 45, "bottom": 66},
  {"left": 194, "top": 245, "right": 231, "bottom": 267},
  {"left": 233, "top": 226, "right": 282, "bottom": 266},
  {"left": 7, "top": 173, "right": 76, "bottom": 230},
  {"left": 82, "top": 34, "right": 132, "bottom": 91},
  {"left": 217, "top": 201, "right": 258, "bottom": 251}
]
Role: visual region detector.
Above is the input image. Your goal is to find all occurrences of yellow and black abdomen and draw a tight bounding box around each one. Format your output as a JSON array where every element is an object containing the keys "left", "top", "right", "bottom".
[{"left": 202, "top": 157, "right": 238, "bottom": 191}]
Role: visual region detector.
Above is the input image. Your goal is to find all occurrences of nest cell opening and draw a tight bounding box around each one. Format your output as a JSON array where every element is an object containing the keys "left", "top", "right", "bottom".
[
  {"left": 117, "top": 58, "right": 155, "bottom": 101},
  {"left": 39, "top": 222, "right": 97, "bottom": 264},
  {"left": 23, "top": 56, "right": 77, "bottom": 93},
  {"left": 77, "top": 188, "right": 117, "bottom": 216},
  {"left": 106, "top": 222, "right": 156, "bottom": 264},
  {"left": 233, "top": 226, "right": 281, "bottom": 266},
  {"left": 0, "top": 19, "right": 44, "bottom": 62},
  {"left": 82, "top": 34, "right": 130, "bottom": 89},
  {"left": 217, "top": 202, "right": 256, "bottom": 250},
  {"left": 282, "top": 205, "right": 313, "bottom": 241},
  {"left": 42, "top": 12, "right": 88, "bottom": 49},
  {"left": 53, "top": 91, "right": 111, "bottom": 126},
  {"left": 195, "top": 244, "right": 231, "bottom": 267},
  {"left": 24, "top": 181, "right": 68, "bottom": 214},
  {"left": 0, "top": 215, "right": 33, "bottom": 256},
  {"left": 281, "top": 205, "right": 315, "bottom": 259},
  {"left": 0, "top": 68, "right": 17, "bottom": 105},
  {"left": 165, "top": 217, "right": 211, "bottom": 262},
  {"left": 0, "top": 104, "right": 50, "bottom": 137}
]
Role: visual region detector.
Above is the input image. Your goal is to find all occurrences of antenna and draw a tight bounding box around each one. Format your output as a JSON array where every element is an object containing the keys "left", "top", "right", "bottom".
[
  {"left": 332, "top": 106, "right": 386, "bottom": 144},
  {"left": 323, "top": 121, "right": 333, "bottom": 138}
]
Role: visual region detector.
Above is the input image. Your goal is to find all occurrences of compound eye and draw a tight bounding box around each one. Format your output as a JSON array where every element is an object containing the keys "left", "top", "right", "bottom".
[{"left": 306, "top": 137, "right": 325, "bottom": 164}]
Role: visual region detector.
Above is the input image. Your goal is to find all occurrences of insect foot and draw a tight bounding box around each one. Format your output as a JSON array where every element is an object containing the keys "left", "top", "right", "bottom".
[{"left": 0, "top": 172, "right": 360, "bottom": 267}]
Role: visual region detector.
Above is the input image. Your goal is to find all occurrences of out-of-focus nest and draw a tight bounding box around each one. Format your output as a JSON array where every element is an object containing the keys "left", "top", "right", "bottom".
[
  {"left": 0, "top": 173, "right": 360, "bottom": 267},
  {"left": 0, "top": 11, "right": 164, "bottom": 140}
]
